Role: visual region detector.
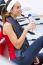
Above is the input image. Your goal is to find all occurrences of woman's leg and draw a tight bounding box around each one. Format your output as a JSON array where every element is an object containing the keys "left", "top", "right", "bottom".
[
  {"left": 13, "top": 36, "right": 43, "bottom": 65},
  {"left": 23, "top": 36, "right": 43, "bottom": 65}
]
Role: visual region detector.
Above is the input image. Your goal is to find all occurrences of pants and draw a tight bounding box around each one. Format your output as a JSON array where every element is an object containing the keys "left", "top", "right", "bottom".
[{"left": 12, "top": 36, "right": 43, "bottom": 65}]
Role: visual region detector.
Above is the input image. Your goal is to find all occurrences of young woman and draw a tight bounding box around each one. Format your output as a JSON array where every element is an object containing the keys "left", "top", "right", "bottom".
[{"left": 1, "top": 0, "right": 43, "bottom": 65}]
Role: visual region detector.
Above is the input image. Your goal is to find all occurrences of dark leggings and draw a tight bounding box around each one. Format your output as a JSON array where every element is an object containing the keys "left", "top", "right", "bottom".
[{"left": 12, "top": 36, "right": 43, "bottom": 65}]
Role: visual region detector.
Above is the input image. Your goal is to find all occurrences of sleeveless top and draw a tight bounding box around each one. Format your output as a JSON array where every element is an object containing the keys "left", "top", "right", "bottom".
[{"left": 4, "top": 16, "right": 29, "bottom": 60}]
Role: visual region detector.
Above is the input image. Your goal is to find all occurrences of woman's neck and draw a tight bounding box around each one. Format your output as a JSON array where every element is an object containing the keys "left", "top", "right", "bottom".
[{"left": 11, "top": 14, "right": 17, "bottom": 20}]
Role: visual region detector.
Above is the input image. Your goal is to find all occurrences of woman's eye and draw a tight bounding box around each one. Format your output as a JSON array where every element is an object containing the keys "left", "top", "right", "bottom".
[
  {"left": 17, "top": 6, "right": 21, "bottom": 9},
  {"left": 17, "top": 6, "right": 20, "bottom": 9}
]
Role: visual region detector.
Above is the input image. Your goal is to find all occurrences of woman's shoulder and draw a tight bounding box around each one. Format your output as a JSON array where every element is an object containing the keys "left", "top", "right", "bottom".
[
  {"left": 3, "top": 22, "right": 12, "bottom": 29},
  {"left": 4, "top": 22, "right": 11, "bottom": 27},
  {"left": 3, "top": 22, "right": 12, "bottom": 33}
]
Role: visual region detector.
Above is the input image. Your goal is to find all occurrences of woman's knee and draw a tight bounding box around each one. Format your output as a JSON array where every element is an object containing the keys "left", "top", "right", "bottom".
[{"left": 37, "top": 36, "right": 43, "bottom": 42}]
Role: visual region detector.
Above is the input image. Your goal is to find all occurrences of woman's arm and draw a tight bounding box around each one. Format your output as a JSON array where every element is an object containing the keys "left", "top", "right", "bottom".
[{"left": 3, "top": 22, "right": 35, "bottom": 49}]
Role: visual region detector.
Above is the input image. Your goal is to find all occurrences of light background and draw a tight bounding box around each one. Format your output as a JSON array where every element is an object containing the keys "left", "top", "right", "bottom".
[{"left": 4, "top": 0, "right": 43, "bottom": 15}]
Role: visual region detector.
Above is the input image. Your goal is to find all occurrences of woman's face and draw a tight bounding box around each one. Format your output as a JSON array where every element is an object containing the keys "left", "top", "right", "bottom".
[{"left": 11, "top": 1, "right": 22, "bottom": 17}]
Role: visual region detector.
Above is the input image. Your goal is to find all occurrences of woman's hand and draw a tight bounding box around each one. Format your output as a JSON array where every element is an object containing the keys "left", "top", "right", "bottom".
[{"left": 25, "top": 21, "right": 36, "bottom": 32}]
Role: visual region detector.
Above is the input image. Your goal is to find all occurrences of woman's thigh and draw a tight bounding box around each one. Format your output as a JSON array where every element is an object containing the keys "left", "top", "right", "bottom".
[
  {"left": 23, "top": 36, "right": 43, "bottom": 65},
  {"left": 13, "top": 36, "right": 43, "bottom": 65}
]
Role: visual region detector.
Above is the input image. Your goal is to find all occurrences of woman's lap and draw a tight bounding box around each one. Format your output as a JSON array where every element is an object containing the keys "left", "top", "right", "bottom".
[{"left": 12, "top": 36, "right": 43, "bottom": 65}]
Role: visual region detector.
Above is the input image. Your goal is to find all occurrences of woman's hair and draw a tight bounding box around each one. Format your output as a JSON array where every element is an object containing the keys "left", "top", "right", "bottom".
[
  {"left": 1, "top": 0, "right": 18, "bottom": 23},
  {"left": 1, "top": 6, "right": 11, "bottom": 23},
  {"left": 1, "top": 0, "right": 12, "bottom": 23}
]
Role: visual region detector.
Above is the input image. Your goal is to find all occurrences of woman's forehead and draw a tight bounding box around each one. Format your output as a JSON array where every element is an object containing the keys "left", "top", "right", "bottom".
[{"left": 14, "top": 1, "right": 21, "bottom": 7}]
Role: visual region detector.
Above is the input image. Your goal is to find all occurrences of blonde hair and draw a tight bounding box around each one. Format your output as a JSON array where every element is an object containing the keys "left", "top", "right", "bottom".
[{"left": 1, "top": 6, "right": 11, "bottom": 23}]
